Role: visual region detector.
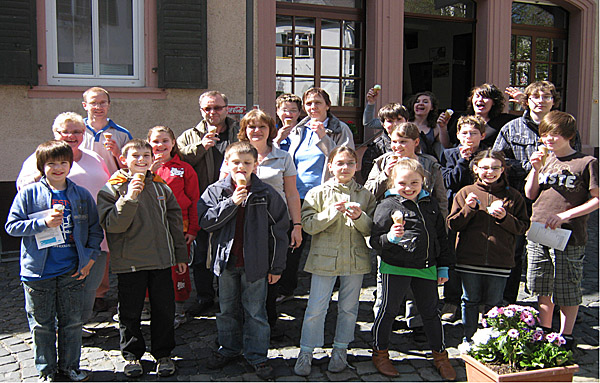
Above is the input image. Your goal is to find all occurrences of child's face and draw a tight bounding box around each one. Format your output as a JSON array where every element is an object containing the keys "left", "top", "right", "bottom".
[
  {"left": 527, "top": 90, "right": 554, "bottom": 116},
  {"left": 148, "top": 131, "right": 174, "bottom": 160},
  {"left": 44, "top": 158, "right": 71, "bottom": 185},
  {"left": 328, "top": 151, "right": 356, "bottom": 184},
  {"left": 541, "top": 132, "right": 572, "bottom": 154},
  {"left": 414, "top": 95, "right": 432, "bottom": 116},
  {"left": 82, "top": 91, "right": 110, "bottom": 120},
  {"left": 457, "top": 124, "right": 484, "bottom": 149},
  {"left": 390, "top": 132, "right": 419, "bottom": 158},
  {"left": 393, "top": 169, "right": 423, "bottom": 202},
  {"left": 383, "top": 117, "right": 406, "bottom": 134},
  {"left": 277, "top": 102, "right": 300, "bottom": 126},
  {"left": 472, "top": 92, "right": 493, "bottom": 116},
  {"left": 122, "top": 148, "right": 153, "bottom": 174},
  {"left": 474, "top": 158, "right": 503, "bottom": 185},
  {"left": 245, "top": 118, "right": 270, "bottom": 144},
  {"left": 226, "top": 152, "right": 257, "bottom": 183}
]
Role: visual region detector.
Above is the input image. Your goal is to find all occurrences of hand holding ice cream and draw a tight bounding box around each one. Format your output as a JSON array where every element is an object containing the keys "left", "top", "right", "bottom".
[
  {"left": 45, "top": 204, "right": 65, "bottom": 228},
  {"left": 127, "top": 173, "right": 145, "bottom": 200},
  {"left": 487, "top": 199, "right": 506, "bottom": 219}
]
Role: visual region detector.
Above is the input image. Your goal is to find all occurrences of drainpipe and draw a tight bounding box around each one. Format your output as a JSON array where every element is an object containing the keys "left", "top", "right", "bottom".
[{"left": 246, "top": 0, "right": 254, "bottom": 111}]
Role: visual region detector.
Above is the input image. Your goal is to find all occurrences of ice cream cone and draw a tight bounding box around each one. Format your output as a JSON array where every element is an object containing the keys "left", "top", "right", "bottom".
[
  {"left": 53, "top": 204, "right": 64, "bottom": 213},
  {"left": 392, "top": 211, "right": 404, "bottom": 225},
  {"left": 539, "top": 145, "right": 548, "bottom": 166},
  {"left": 235, "top": 173, "right": 247, "bottom": 186}
]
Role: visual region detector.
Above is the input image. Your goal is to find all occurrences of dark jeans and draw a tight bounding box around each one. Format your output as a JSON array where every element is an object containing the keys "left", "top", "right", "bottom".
[
  {"left": 504, "top": 234, "right": 526, "bottom": 303},
  {"left": 372, "top": 274, "right": 444, "bottom": 352},
  {"left": 192, "top": 230, "right": 215, "bottom": 304},
  {"left": 117, "top": 268, "right": 175, "bottom": 360},
  {"left": 443, "top": 268, "right": 463, "bottom": 305},
  {"left": 460, "top": 272, "right": 507, "bottom": 341}
]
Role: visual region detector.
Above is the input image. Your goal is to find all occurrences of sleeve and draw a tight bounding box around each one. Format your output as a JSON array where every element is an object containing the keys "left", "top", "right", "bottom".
[
  {"left": 351, "top": 190, "right": 376, "bottom": 237},
  {"left": 198, "top": 186, "right": 239, "bottom": 232},
  {"left": 165, "top": 186, "right": 188, "bottom": 264},
  {"left": 441, "top": 149, "right": 471, "bottom": 194},
  {"left": 495, "top": 191, "right": 530, "bottom": 236},
  {"left": 369, "top": 201, "right": 395, "bottom": 251},
  {"left": 97, "top": 184, "right": 139, "bottom": 233},
  {"left": 82, "top": 190, "right": 103, "bottom": 261},
  {"left": 177, "top": 129, "right": 208, "bottom": 167},
  {"left": 492, "top": 125, "right": 528, "bottom": 180},
  {"left": 4, "top": 190, "right": 48, "bottom": 237},
  {"left": 587, "top": 158, "right": 599, "bottom": 191},
  {"left": 430, "top": 162, "right": 448, "bottom": 217},
  {"left": 364, "top": 156, "right": 389, "bottom": 199},
  {"left": 300, "top": 188, "right": 342, "bottom": 235},
  {"left": 316, "top": 120, "right": 355, "bottom": 156},
  {"left": 267, "top": 190, "right": 291, "bottom": 275},
  {"left": 282, "top": 153, "right": 297, "bottom": 177},
  {"left": 16, "top": 153, "right": 39, "bottom": 191},
  {"left": 434, "top": 206, "right": 454, "bottom": 268},
  {"left": 184, "top": 164, "right": 201, "bottom": 236},
  {"left": 362, "top": 103, "right": 382, "bottom": 130},
  {"left": 446, "top": 189, "right": 479, "bottom": 232}
]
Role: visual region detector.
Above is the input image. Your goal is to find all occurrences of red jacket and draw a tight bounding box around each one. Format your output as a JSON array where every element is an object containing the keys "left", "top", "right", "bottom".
[{"left": 155, "top": 154, "right": 200, "bottom": 236}]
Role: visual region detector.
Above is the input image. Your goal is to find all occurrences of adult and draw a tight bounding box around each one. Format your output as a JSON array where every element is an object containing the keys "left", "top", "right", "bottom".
[
  {"left": 177, "top": 90, "right": 240, "bottom": 314},
  {"left": 274, "top": 93, "right": 303, "bottom": 152},
  {"left": 16, "top": 112, "right": 110, "bottom": 338},
  {"left": 407, "top": 91, "right": 448, "bottom": 160}
]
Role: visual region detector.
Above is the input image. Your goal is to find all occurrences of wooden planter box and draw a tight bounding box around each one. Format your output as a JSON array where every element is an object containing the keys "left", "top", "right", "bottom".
[{"left": 462, "top": 354, "right": 579, "bottom": 382}]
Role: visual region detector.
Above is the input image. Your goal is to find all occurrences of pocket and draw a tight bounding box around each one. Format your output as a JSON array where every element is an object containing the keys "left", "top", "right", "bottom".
[
  {"left": 310, "top": 248, "right": 338, "bottom": 272},
  {"left": 23, "top": 281, "right": 52, "bottom": 319},
  {"left": 566, "top": 248, "right": 585, "bottom": 284}
]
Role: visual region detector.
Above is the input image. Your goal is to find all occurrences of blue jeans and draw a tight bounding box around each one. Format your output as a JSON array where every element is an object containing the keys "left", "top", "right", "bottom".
[
  {"left": 23, "top": 270, "right": 84, "bottom": 376},
  {"left": 300, "top": 274, "right": 364, "bottom": 351},
  {"left": 460, "top": 272, "right": 507, "bottom": 341},
  {"left": 217, "top": 267, "right": 269, "bottom": 365},
  {"left": 82, "top": 251, "right": 108, "bottom": 323}
]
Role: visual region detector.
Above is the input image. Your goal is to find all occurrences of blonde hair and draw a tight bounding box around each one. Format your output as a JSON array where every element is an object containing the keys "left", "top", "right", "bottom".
[
  {"left": 387, "top": 158, "right": 425, "bottom": 190},
  {"left": 52, "top": 112, "right": 85, "bottom": 133}
]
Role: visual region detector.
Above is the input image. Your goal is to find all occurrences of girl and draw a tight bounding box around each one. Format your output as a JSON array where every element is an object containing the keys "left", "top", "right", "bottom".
[
  {"left": 447, "top": 150, "right": 529, "bottom": 347},
  {"left": 148, "top": 126, "right": 200, "bottom": 328},
  {"left": 294, "top": 147, "right": 376, "bottom": 376},
  {"left": 370, "top": 158, "right": 455, "bottom": 380},
  {"left": 407, "top": 91, "right": 448, "bottom": 159}
]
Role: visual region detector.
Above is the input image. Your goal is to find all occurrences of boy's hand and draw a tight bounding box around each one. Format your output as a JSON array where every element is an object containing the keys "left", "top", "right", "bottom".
[
  {"left": 104, "top": 138, "right": 120, "bottom": 158},
  {"left": 345, "top": 205, "right": 362, "bottom": 220},
  {"left": 545, "top": 213, "right": 566, "bottom": 230},
  {"left": 290, "top": 226, "right": 302, "bottom": 249},
  {"left": 202, "top": 132, "right": 219, "bottom": 150},
  {"left": 268, "top": 273, "right": 281, "bottom": 284},
  {"left": 366, "top": 87, "right": 379, "bottom": 105},
  {"left": 232, "top": 185, "right": 248, "bottom": 206},
  {"left": 73, "top": 259, "right": 95, "bottom": 280},
  {"left": 465, "top": 192, "right": 480, "bottom": 208},
  {"left": 459, "top": 146, "right": 473, "bottom": 160},
  {"left": 184, "top": 233, "right": 196, "bottom": 246},
  {"left": 389, "top": 223, "right": 404, "bottom": 238},
  {"left": 530, "top": 150, "right": 544, "bottom": 171},
  {"left": 489, "top": 206, "right": 506, "bottom": 220},
  {"left": 126, "top": 178, "right": 144, "bottom": 200},
  {"left": 275, "top": 124, "right": 293, "bottom": 145},
  {"left": 437, "top": 277, "right": 448, "bottom": 285},
  {"left": 175, "top": 262, "right": 187, "bottom": 275},
  {"left": 45, "top": 210, "right": 63, "bottom": 228},
  {"left": 309, "top": 120, "right": 326, "bottom": 140}
]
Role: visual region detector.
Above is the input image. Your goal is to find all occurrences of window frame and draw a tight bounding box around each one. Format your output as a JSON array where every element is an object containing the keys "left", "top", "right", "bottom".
[{"left": 44, "top": 0, "right": 145, "bottom": 87}]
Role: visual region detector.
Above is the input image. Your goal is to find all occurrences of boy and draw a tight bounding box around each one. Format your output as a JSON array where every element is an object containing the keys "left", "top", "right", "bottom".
[
  {"left": 198, "top": 141, "right": 289, "bottom": 380},
  {"left": 439, "top": 115, "right": 488, "bottom": 321},
  {"left": 6, "top": 140, "right": 102, "bottom": 382},
  {"left": 97, "top": 139, "right": 188, "bottom": 378},
  {"left": 524, "top": 111, "right": 598, "bottom": 351}
]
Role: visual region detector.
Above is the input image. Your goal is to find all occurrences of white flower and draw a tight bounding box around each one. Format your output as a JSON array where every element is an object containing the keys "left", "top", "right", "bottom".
[
  {"left": 472, "top": 327, "right": 496, "bottom": 345},
  {"left": 458, "top": 341, "right": 473, "bottom": 354}
]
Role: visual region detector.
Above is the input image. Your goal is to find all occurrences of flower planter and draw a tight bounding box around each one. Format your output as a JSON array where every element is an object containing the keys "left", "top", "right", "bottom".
[{"left": 462, "top": 354, "right": 579, "bottom": 382}]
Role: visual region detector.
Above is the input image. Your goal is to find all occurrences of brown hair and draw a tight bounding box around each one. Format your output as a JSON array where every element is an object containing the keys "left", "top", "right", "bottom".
[
  {"left": 390, "top": 122, "right": 420, "bottom": 141},
  {"left": 407, "top": 91, "right": 439, "bottom": 129},
  {"left": 83, "top": 87, "right": 110, "bottom": 103},
  {"left": 238, "top": 110, "right": 278, "bottom": 146},
  {"left": 457, "top": 115, "right": 486, "bottom": 135},
  {"left": 471, "top": 149, "right": 509, "bottom": 185},
  {"left": 36, "top": 140, "right": 73, "bottom": 173},
  {"left": 303, "top": 87, "right": 332, "bottom": 109},
  {"left": 387, "top": 158, "right": 426, "bottom": 190},
  {"left": 379, "top": 103, "right": 410, "bottom": 123},
  {"left": 525, "top": 81, "right": 560, "bottom": 109},
  {"left": 466, "top": 83, "right": 505, "bottom": 119},
  {"left": 328, "top": 146, "right": 358, "bottom": 164},
  {"left": 121, "top": 139, "right": 153, "bottom": 157},
  {"left": 225, "top": 141, "right": 258, "bottom": 162},
  {"left": 147, "top": 126, "right": 182, "bottom": 158},
  {"left": 539, "top": 110, "right": 577, "bottom": 141},
  {"left": 276, "top": 93, "right": 302, "bottom": 111}
]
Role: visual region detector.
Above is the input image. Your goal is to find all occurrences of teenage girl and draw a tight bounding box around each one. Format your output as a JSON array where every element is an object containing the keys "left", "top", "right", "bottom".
[
  {"left": 294, "top": 147, "right": 376, "bottom": 376},
  {"left": 447, "top": 149, "right": 529, "bottom": 347},
  {"left": 148, "top": 126, "right": 200, "bottom": 327},
  {"left": 370, "top": 158, "right": 455, "bottom": 380}
]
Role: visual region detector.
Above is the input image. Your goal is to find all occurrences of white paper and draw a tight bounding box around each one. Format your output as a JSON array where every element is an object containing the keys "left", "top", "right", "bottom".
[
  {"left": 28, "top": 209, "right": 65, "bottom": 250},
  {"left": 526, "top": 222, "right": 572, "bottom": 251}
]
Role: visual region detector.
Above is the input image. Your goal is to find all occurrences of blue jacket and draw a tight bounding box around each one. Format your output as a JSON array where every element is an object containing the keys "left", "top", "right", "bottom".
[
  {"left": 198, "top": 174, "right": 290, "bottom": 283},
  {"left": 5, "top": 178, "right": 103, "bottom": 278},
  {"left": 440, "top": 144, "right": 487, "bottom": 209}
]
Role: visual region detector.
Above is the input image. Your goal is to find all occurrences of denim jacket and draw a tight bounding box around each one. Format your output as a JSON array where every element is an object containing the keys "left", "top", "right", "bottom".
[{"left": 5, "top": 178, "right": 103, "bottom": 278}]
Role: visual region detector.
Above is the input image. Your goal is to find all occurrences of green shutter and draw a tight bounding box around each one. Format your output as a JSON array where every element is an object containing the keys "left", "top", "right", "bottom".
[
  {"left": 157, "top": 0, "right": 207, "bottom": 89},
  {"left": 0, "top": 0, "right": 38, "bottom": 86}
]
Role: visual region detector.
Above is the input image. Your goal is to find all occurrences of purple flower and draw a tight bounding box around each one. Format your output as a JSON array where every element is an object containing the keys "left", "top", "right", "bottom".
[
  {"left": 557, "top": 336, "right": 566, "bottom": 346},
  {"left": 546, "top": 333, "right": 558, "bottom": 343},
  {"left": 520, "top": 311, "right": 535, "bottom": 326},
  {"left": 532, "top": 330, "right": 544, "bottom": 341},
  {"left": 481, "top": 318, "right": 488, "bottom": 328},
  {"left": 507, "top": 329, "right": 519, "bottom": 339},
  {"left": 487, "top": 307, "right": 499, "bottom": 318},
  {"left": 504, "top": 309, "right": 515, "bottom": 317}
]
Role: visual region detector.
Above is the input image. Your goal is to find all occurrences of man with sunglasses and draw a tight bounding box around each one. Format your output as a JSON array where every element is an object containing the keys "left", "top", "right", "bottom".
[{"left": 177, "top": 90, "right": 240, "bottom": 315}]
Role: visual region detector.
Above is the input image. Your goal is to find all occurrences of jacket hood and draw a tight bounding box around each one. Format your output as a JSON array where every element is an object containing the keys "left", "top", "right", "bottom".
[
  {"left": 384, "top": 188, "right": 430, "bottom": 202},
  {"left": 108, "top": 169, "right": 165, "bottom": 185}
]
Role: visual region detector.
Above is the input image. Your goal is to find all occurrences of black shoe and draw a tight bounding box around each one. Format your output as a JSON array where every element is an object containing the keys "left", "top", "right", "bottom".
[
  {"left": 189, "top": 301, "right": 214, "bottom": 316},
  {"left": 93, "top": 298, "right": 109, "bottom": 312},
  {"left": 254, "top": 362, "right": 274, "bottom": 380},
  {"left": 206, "top": 351, "right": 238, "bottom": 370},
  {"left": 411, "top": 326, "right": 427, "bottom": 343}
]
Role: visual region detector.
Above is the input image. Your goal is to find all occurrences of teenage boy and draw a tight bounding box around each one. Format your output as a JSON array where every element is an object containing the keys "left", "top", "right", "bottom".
[
  {"left": 524, "top": 111, "right": 598, "bottom": 351},
  {"left": 198, "top": 141, "right": 289, "bottom": 380},
  {"left": 97, "top": 139, "right": 188, "bottom": 378},
  {"left": 6, "top": 140, "right": 102, "bottom": 382}
]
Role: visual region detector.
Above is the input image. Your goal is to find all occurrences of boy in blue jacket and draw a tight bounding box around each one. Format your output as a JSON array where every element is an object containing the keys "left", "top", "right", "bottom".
[
  {"left": 5, "top": 140, "right": 102, "bottom": 382},
  {"left": 198, "top": 141, "right": 289, "bottom": 380}
]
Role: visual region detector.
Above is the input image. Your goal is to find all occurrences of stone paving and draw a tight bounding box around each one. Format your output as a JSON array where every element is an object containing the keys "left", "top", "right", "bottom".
[{"left": 0, "top": 211, "right": 598, "bottom": 382}]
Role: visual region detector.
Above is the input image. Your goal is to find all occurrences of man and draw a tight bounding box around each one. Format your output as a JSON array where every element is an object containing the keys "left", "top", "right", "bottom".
[{"left": 177, "top": 90, "right": 240, "bottom": 314}]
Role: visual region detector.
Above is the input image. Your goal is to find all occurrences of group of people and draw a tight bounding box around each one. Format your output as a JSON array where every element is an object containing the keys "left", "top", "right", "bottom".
[{"left": 5, "top": 81, "right": 598, "bottom": 382}]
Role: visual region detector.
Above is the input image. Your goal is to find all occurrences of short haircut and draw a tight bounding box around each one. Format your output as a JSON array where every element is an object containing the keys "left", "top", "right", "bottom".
[
  {"left": 466, "top": 83, "right": 505, "bottom": 119},
  {"left": 328, "top": 145, "right": 358, "bottom": 164},
  {"left": 238, "top": 109, "right": 277, "bottom": 146},
  {"left": 199, "top": 90, "right": 228, "bottom": 106},
  {"left": 147, "top": 126, "right": 182, "bottom": 158},
  {"left": 303, "top": 87, "right": 332, "bottom": 108},
  {"left": 36, "top": 140, "right": 73, "bottom": 173},
  {"left": 539, "top": 110, "right": 577, "bottom": 141},
  {"left": 52, "top": 112, "right": 85, "bottom": 133},
  {"left": 407, "top": 91, "right": 439, "bottom": 129},
  {"left": 379, "top": 103, "right": 410, "bottom": 123},
  {"left": 225, "top": 141, "right": 258, "bottom": 162},
  {"left": 390, "top": 122, "right": 420, "bottom": 140},
  {"left": 387, "top": 158, "right": 426, "bottom": 190},
  {"left": 276, "top": 93, "right": 302, "bottom": 111},
  {"left": 121, "top": 138, "right": 153, "bottom": 157},
  {"left": 457, "top": 115, "right": 486, "bottom": 135},
  {"left": 83, "top": 87, "right": 110, "bottom": 103},
  {"left": 525, "top": 81, "right": 560, "bottom": 108}
]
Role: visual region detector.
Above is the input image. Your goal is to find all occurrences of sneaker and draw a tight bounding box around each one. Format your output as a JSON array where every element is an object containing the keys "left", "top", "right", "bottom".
[
  {"left": 140, "top": 308, "right": 151, "bottom": 321},
  {"left": 253, "top": 361, "right": 274, "bottom": 380},
  {"left": 81, "top": 328, "right": 95, "bottom": 339},
  {"left": 275, "top": 294, "right": 293, "bottom": 304},
  {"left": 123, "top": 360, "right": 143, "bottom": 378},
  {"left": 60, "top": 368, "right": 90, "bottom": 382},
  {"left": 38, "top": 373, "right": 55, "bottom": 382},
  {"left": 206, "top": 351, "right": 238, "bottom": 370},
  {"left": 174, "top": 313, "right": 187, "bottom": 329},
  {"left": 156, "top": 357, "right": 176, "bottom": 377},
  {"left": 328, "top": 347, "right": 348, "bottom": 373},
  {"left": 294, "top": 350, "right": 313, "bottom": 376},
  {"left": 440, "top": 303, "right": 459, "bottom": 322}
]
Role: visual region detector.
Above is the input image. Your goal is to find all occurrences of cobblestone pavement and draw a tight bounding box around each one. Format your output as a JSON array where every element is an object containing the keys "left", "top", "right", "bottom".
[{"left": 0, "top": 211, "right": 597, "bottom": 382}]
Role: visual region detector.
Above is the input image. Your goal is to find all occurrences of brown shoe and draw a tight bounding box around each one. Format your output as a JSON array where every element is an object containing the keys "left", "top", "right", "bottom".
[
  {"left": 372, "top": 349, "right": 399, "bottom": 377},
  {"left": 432, "top": 350, "right": 456, "bottom": 381}
]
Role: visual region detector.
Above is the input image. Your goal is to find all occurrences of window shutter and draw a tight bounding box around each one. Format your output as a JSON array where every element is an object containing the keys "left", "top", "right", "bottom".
[
  {"left": 0, "top": 0, "right": 38, "bottom": 86},
  {"left": 157, "top": 0, "right": 207, "bottom": 89}
]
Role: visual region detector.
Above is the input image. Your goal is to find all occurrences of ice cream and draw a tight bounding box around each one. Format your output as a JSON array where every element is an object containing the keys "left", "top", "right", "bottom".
[
  {"left": 235, "top": 173, "right": 247, "bottom": 186},
  {"left": 392, "top": 210, "right": 404, "bottom": 225},
  {"left": 373, "top": 84, "right": 382, "bottom": 94},
  {"left": 539, "top": 145, "right": 548, "bottom": 166},
  {"left": 53, "top": 204, "right": 64, "bottom": 213},
  {"left": 443, "top": 109, "right": 454, "bottom": 120},
  {"left": 103, "top": 132, "right": 112, "bottom": 140},
  {"left": 389, "top": 155, "right": 399, "bottom": 162},
  {"left": 487, "top": 200, "right": 503, "bottom": 214},
  {"left": 345, "top": 202, "right": 360, "bottom": 212},
  {"left": 207, "top": 126, "right": 217, "bottom": 134},
  {"left": 131, "top": 173, "right": 145, "bottom": 198}
]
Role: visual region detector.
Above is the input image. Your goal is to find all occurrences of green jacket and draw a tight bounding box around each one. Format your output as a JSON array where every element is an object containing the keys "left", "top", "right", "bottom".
[{"left": 301, "top": 179, "right": 376, "bottom": 276}]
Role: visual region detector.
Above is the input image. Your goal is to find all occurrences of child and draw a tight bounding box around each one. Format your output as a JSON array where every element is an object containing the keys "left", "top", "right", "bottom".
[
  {"left": 370, "top": 158, "right": 455, "bottom": 380},
  {"left": 439, "top": 115, "right": 488, "bottom": 321},
  {"left": 148, "top": 126, "right": 200, "bottom": 328},
  {"left": 447, "top": 150, "right": 529, "bottom": 347},
  {"left": 5, "top": 140, "right": 102, "bottom": 382},
  {"left": 97, "top": 139, "right": 188, "bottom": 378},
  {"left": 198, "top": 141, "right": 289, "bottom": 380},
  {"left": 524, "top": 111, "right": 599, "bottom": 350},
  {"left": 294, "top": 147, "right": 376, "bottom": 376}
]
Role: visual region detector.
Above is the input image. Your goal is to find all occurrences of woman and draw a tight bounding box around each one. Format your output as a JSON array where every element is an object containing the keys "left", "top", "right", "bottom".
[{"left": 407, "top": 91, "right": 447, "bottom": 160}]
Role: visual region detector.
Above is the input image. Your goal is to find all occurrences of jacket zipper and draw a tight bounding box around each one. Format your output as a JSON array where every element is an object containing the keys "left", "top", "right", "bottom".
[
  {"left": 414, "top": 199, "right": 430, "bottom": 268},
  {"left": 484, "top": 193, "right": 491, "bottom": 265}
]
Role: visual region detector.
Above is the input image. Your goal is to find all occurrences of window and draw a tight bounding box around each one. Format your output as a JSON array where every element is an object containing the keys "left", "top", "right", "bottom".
[
  {"left": 45, "top": 0, "right": 144, "bottom": 87},
  {"left": 404, "top": 0, "right": 475, "bottom": 19}
]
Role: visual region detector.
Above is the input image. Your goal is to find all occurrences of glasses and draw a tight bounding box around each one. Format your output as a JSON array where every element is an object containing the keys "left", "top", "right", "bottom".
[
  {"left": 280, "top": 108, "right": 299, "bottom": 113},
  {"left": 201, "top": 105, "right": 227, "bottom": 113},
  {"left": 87, "top": 101, "right": 109, "bottom": 107},
  {"left": 477, "top": 166, "right": 503, "bottom": 171},
  {"left": 56, "top": 130, "right": 84, "bottom": 136},
  {"left": 529, "top": 95, "right": 553, "bottom": 102}
]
